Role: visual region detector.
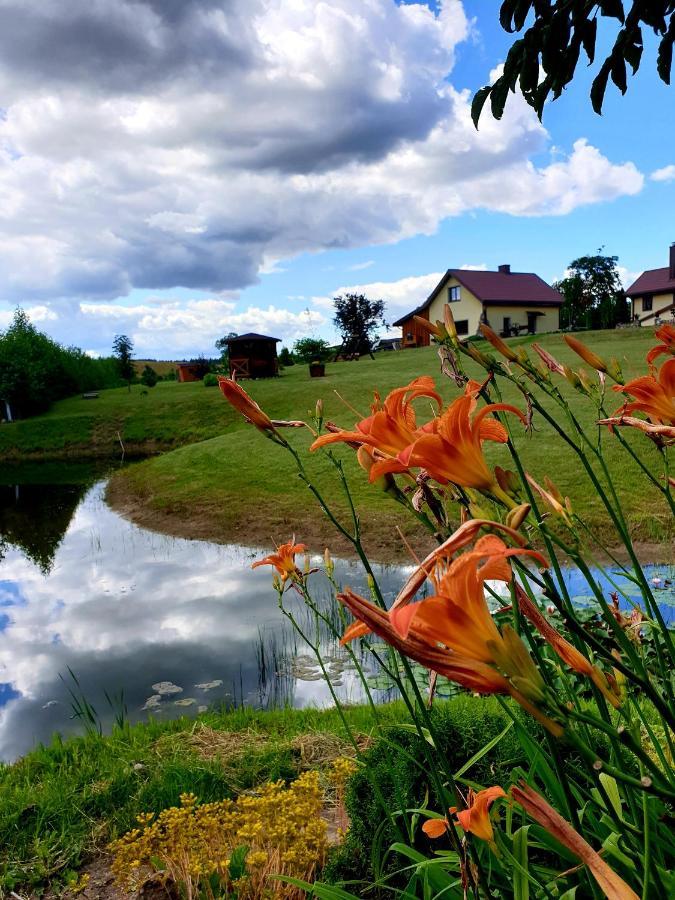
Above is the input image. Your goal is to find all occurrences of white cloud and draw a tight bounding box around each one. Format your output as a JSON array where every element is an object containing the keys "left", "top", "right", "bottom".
[
  {"left": 650, "top": 165, "right": 675, "bottom": 182},
  {"left": 317, "top": 271, "right": 444, "bottom": 324},
  {"left": 0, "top": 0, "right": 644, "bottom": 329},
  {"left": 348, "top": 260, "right": 375, "bottom": 271}
]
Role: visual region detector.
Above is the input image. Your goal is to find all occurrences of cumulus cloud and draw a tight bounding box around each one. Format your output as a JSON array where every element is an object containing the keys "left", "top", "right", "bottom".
[
  {"left": 0, "top": 0, "right": 644, "bottom": 321},
  {"left": 651, "top": 164, "right": 675, "bottom": 182}
]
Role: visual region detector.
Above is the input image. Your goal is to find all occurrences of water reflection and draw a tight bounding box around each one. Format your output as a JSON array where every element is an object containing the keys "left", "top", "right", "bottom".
[
  {"left": 0, "top": 479, "right": 407, "bottom": 761},
  {"left": 0, "top": 472, "right": 672, "bottom": 763}
]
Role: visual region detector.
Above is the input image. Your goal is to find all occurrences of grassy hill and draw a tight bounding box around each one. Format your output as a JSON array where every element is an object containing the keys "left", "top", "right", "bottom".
[{"left": 2, "top": 328, "right": 671, "bottom": 560}]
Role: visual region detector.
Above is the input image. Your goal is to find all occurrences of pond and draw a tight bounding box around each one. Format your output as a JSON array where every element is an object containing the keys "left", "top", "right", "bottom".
[{"left": 0, "top": 464, "right": 673, "bottom": 762}]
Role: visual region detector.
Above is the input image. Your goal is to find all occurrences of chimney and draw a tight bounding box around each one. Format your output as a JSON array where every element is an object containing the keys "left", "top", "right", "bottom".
[
  {"left": 498, "top": 264, "right": 511, "bottom": 274},
  {"left": 670, "top": 243, "right": 675, "bottom": 280}
]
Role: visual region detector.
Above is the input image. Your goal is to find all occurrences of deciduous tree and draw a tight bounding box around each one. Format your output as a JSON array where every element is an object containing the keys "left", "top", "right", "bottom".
[
  {"left": 333, "top": 293, "right": 385, "bottom": 356},
  {"left": 112, "top": 334, "right": 135, "bottom": 391},
  {"left": 473, "top": 2, "right": 675, "bottom": 124}
]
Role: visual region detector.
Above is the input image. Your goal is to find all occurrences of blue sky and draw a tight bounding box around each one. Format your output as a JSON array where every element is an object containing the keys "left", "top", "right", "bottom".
[{"left": 0, "top": 1, "right": 673, "bottom": 357}]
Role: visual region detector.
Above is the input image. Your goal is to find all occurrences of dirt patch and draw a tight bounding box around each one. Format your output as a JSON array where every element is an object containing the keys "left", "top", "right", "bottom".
[
  {"left": 106, "top": 474, "right": 674, "bottom": 566},
  {"left": 106, "top": 474, "right": 439, "bottom": 566}
]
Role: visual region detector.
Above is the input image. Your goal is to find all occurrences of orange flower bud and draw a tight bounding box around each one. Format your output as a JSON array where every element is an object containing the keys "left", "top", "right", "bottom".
[
  {"left": 563, "top": 335, "right": 608, "bottom": 372},
  {"left": 506, "top": 503, "right": 531, "bottom": 530},
  {"left": 443, "top": 303, "right": 457, "bottom": 340},
  {"left": 479, "top": 324, "right": 518, "bottom": 361}
]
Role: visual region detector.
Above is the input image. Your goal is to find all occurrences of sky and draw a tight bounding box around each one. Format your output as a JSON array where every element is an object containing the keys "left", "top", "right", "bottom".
[{"left": 0, "top": 0, "right": 673, "bottom": 359}]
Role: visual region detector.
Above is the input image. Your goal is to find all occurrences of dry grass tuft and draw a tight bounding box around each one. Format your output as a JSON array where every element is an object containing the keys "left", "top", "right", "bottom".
[
  {"left": 181, "top": 725, "right": 269, "bottom": 761},
  {"left": 290, "top": 731, "right": 372, "bottom": 769}
]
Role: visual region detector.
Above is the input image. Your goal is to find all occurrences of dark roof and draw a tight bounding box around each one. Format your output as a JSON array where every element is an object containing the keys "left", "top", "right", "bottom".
[
  {"left": 393, "top": 268, "right": 563, "bottom": 325},
  {"left": 392, "top": 302, "right": 429, "bottom": 326},
  {"left": 225, "top": 332, "right": 280, "bottom": 342},
  {"left": 626, "top": 267, "right": 675, "bottom": 297}
]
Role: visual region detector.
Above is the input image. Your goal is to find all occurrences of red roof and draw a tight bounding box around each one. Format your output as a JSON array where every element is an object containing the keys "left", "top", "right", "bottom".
[
  {"left": 393, "top": 268, "right": 562, "bottom": 325},
  {"left": 626, "top": 267, "right": 675, "bottom": 297}
]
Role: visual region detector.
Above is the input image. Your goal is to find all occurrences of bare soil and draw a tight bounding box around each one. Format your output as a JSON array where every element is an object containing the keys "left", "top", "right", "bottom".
[{"left": 106, "top": 477, "right": 673, "bottom": 567}]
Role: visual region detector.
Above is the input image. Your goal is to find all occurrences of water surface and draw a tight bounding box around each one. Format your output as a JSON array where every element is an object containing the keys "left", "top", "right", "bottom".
[{"left": 0, "top": 467, "right": 672, "bottom": 762}]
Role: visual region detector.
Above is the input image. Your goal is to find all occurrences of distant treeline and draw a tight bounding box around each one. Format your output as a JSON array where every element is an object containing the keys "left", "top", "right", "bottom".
[{"left": 0, "top": 309, "right": 123, "bottom": 419}]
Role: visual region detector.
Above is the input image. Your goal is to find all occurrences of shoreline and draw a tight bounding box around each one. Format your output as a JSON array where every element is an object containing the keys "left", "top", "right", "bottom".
[{"left": 106, "top": 473, "right": 675, "bottom": 568}]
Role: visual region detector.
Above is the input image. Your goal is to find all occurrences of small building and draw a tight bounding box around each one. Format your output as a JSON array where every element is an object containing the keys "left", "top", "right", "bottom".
[
  {"left": 176, "top": 362, "right": 205, "bottom": 383},
  {"left": 626, "top": 243, "right": 675, "bottom": 325},
  {"left": 225, "top": 332, "right": 280, "bottom": 378},
  {"left": 393, "top": 265, "right": 563, "bottom": 347}
]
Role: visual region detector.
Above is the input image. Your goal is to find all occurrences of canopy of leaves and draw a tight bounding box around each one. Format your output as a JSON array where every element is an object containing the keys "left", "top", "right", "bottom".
[
  {"left": 0, "top": 309, "right": 120, "bottom": 418},
  {"left": 293, "top": 337, "right": 331, "bottom": 364},
  {"left": 333, "top": 293, "right": 385, "bottom": 354},
  {"left": 473, "top": 1, "right": 675, "bottom": 123},
  {"left": 140, "top": 364, "right": 158, "bottom": 387},
  {"left": 554, "top": 249, "right": 629, "bottom": 328},
  {"left": 112, "top": 334, "right": 135, "bottom": 385}
]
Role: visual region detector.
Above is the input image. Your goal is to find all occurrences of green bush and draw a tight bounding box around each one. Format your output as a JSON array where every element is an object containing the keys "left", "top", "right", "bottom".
[
  {"left": 203, "top": 373, "right": 218, "bottom": 387},
  {"left": 325, "top": 695, "right": 621, "bottom": 890}
]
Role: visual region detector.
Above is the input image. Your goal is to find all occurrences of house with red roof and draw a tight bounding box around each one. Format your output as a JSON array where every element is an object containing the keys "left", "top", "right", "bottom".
[
  {"left": 393, "top": 265, "right": 563, "bottom": 348},
  {"left": 625, "top": 244, "right": 675, "bottom": 325}
]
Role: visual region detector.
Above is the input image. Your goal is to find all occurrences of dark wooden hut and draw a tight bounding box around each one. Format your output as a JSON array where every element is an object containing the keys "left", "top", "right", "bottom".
[{"left": 226, "top": 333, "right": 280, "bottom": 378}]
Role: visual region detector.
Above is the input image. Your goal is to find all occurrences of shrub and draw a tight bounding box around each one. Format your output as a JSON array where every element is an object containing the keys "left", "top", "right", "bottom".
[
  {"left": 203, "top": 373, "right": 218, "bottom": 387},
  {"left": 293, "top": 337, "right": 331, "bottom": 364},
  {"left": 110, "top": 772, "right": 327, "bottom": 899},
  {"left": 140, "top": 365, "right": 158, "bottom": 388}
]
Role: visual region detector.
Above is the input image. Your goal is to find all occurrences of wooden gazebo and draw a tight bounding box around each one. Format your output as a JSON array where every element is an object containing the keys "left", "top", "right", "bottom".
[{"left": 225, "top": 333, "right": 280, "bottom": 379}]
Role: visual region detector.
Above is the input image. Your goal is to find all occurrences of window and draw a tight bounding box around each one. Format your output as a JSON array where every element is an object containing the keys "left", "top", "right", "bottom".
[
  {"left": 449, "top": 285, "right": 461, "bottom": 302},
  {"left": 455, "top": 319, "right": 469, "bottom": 336},
  {"left": 643, "top": 296, "right": 653, "bottom": 312}
]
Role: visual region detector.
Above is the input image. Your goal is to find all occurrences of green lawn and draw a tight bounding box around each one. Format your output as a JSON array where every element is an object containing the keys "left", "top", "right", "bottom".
[
  {"left": 0, "top": 701, "right": 404, "bottom": 892},
  {"left": 2, "top": 328, "right": 672, "bottom": 558}
]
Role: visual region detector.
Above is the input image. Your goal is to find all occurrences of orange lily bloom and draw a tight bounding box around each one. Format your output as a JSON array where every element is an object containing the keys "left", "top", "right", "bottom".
[
  {"left": 398, "top": 381, "right": 526, "bottom": 490},
  {"left": 563, "top": 335, "right": 608, "bottom": 373},
  {"left": 310, "top": 377, "right": 442, "bottom": 481},
  {"left": 339, "top": 586, "right": 512, "bottom": 694},
  {"left": 646, "top": 323, "right": 675, "bottom": 364},
  {"left": 252, "top": 538, "right": 307, "bottom": 582},
  {"left": 423, "top": 787, "right": 507, "bottom": 843},
  {"left": 218, "top": 377, "right": 275, "bottom": 432},
  {"left": 388, "top": 535, "right": 545, "bottom": 661},
  {"left": 611, "top": 357, "right": 675, "bottom": 426},
  {"left": 512, "top": 783, "right": 639, "bottom": 900}
]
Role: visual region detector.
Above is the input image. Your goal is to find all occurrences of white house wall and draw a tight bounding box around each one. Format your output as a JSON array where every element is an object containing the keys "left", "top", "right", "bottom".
[
  {"left": 427, "top": 278, "right": 484, "bottom": 335},
  {"left": 483, "top": 304, "right": 559, "bottom": 335}
]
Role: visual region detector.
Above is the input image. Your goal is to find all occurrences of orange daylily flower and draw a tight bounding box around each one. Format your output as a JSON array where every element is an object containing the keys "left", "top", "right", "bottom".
[
  {"left": 338, "top": 586, "right": 512, "bottom": 694},
  {"left": 610, "top": 357, "right": 675, "bottom": 426},
  {"left": 310, "top": 376, "right": 442, "bottom": 481},
  {"left": 423, "top": 786, "right": 507, "bottom": 844},
  {"left": 563, "top": 335, "right": 608, "bottom": 373},
  {"left": 218, "top": 377, "right": 275, "bottom": 432},
  {"left": 338, "top": 533, "right": 559, "bottom": 722},
  {"left": 646, "top": 323, "right": 675, "bottom": 364},
  {"left": 398, "top": 381, "right": 526, "bottom": 490},
  {"left": 388, "top": 535, "right": 546, "bottom": 662},
  {"left": 511, "top": 783, "right": 639, "bottom": 900},
  {"left": 251, "top": 538, "right": 307, "bottom": 582},
  {"left": 342, "top": 518, "right": 531, "bottom": 645}
]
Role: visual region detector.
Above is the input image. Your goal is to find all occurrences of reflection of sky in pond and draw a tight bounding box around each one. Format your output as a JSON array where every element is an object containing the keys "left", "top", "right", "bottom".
[
  {"left": 0, "top": 477, "right": 672, "bottom": 762},
  {"left": 0, "top": 480, "right": 410, "bottom": 761}
]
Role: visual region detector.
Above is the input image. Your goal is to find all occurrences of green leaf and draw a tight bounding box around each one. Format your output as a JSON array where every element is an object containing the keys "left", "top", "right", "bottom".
[
  {"left": 513, "top": 825, "right": 530, "bottom": 900},
  {"left": 590, "top": 60, "right": 611, "bottom": 113},
  {"left": 471, "top": 85, "right": 492, "bottom": 127},
  {"left": 598, "top": 773, "right": 622, "bottom": 818},
  {"left": 453, "top": 720, "right": 514, "bottom": 779},
  {"left": 272, "top": 877, "right": 362, "bottom": 899},
  {"left": 602, "top": 832, "right": 635, "bottom": 870},
  {"left": 228, "top": 845, "right": 248, "bottom": 881}
]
